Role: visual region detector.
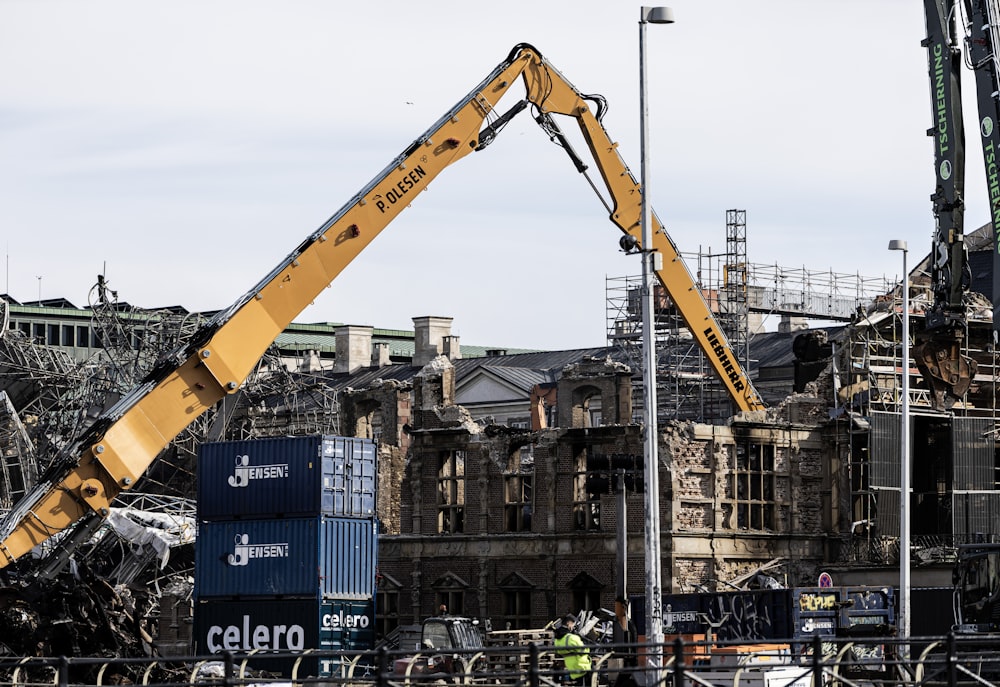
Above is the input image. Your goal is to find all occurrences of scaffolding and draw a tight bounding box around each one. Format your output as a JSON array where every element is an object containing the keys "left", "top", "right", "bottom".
[
  {"left": 721, "top": 209, "right": 750, "bottom": 370},
  {"left": 0, "top": 391, "right": 36, "bottom": 509},
  {"left": 0, "top": 277, "right": 353, "bottom": 584},
  {"left": 606, "top": 210, "right": 896, "bottom": 422},
  {"left": 837, "top": 267, "right": 1000, "bottom": 566},
  {"left": 843, "top": 281, "right": 998, "bottom": 417},
  {"left": 0, "top": 278, "right": 345, "bottom": 503},
  {"left": 607, "top": 274, "right": 727, "bottom": 422}
]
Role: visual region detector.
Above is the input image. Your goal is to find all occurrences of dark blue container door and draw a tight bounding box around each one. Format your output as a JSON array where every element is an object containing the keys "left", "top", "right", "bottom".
[
  {"left": 195, "top": 517, "right": 378, "bottom": 599},
  {"left": 198, "top": 435, "right": 377, "bottom": 520}
]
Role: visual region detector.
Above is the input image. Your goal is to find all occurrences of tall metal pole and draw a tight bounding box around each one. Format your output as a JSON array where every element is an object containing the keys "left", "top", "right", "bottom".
[
  {"left": 639, "top": 6, "right": 673, "bottom": 680},
  {"left": 889, "top": 239, "right": 910, "bottom": 653},
  {"left": 616, "top": 469, "right": 628, "bottom": 601}
]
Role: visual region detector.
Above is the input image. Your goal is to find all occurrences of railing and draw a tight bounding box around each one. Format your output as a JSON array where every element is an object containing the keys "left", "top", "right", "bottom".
[{"left": 1, "top": 634, "right": 1000, "bottom": 687}]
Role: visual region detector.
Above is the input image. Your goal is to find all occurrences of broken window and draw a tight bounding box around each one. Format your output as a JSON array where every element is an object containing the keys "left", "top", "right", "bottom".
[
  {"left": 587, "top": 451, "right": 644, "bottom": 495},
  {"left": 570, "top": 448, "right": 643, "bottom": 532},
  {"left": 570, "top": 385, "right": 601, "bottom": 428},
  {"left": 568, "top": 571, "right": 604, "bottom": 613},
  {"left": 440, "top": 590, "right": 464, "bottom": 617},
  {"left": 437, "top": 451, "right": 465, "bottom": 534},
  {"left": 354, "top": 400, "right": 383, "bottom": 443},
  {"left": 433, "top": 572, "right": 468, "bottom": 617},
  {"left": 502, "top": 590, "right": 532, "bottom": 629},
  {"left": 572, "top": 448, "right": 601, "bottom": 531},
  {"left": 727, "top": 441, "right": 775, "bottom": 531},
  {"left": 376, "top": 572, "right": 402, "bottom": 639},
  {"left": 504, "top": 447, "right": 534, "bottom": 533},
  {"left": 497, "top": 572, "right": 533, "bottom": 629}
]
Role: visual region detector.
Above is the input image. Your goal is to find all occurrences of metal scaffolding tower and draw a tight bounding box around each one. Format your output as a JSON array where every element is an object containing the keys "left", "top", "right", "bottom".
[
  {"left": 722, "top": 209, "right": 750, "bottom": 369},
  {"left": 607, "top": 210, "right": 895, "bottom": 422}
]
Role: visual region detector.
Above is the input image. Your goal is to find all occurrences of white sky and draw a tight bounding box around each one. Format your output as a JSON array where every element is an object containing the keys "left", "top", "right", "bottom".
[{"left": 0, "top": 0, "right": 978, "bottom": 350}]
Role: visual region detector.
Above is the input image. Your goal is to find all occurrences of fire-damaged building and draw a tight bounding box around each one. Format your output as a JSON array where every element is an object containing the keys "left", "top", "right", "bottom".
[
  {"left": 342, "top": 347, "right": 833, "bottom": 634},
  {"left": 0, "top": 217, "right": 996, "bottom": 652}
]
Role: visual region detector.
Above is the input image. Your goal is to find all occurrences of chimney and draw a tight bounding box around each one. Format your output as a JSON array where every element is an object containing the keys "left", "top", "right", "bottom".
[
  {"left": 412, "top": 316, "right": 454, "bottom": 367},
  {"left": 302, "top": 350, "right": 322, "bottom": 373},
  {"left": 778, "top": 315, "right": 808, "bottom": 334},
  {"left": 372, "top": 341, "right": 392, "bottom": 368},
  {"left": 443, "top": 335, "right": 462, "bottom": 361},
  {"left": 334, "top": 325, "right": 373, "bottom": 374}
]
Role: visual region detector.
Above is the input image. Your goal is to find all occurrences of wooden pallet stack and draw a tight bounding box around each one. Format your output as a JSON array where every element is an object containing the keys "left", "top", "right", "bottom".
[{"left": 485, "top": 628, "right": 557, "bottom": 677}]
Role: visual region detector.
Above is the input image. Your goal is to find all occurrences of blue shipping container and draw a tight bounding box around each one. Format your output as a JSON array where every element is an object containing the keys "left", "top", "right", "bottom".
[
  {"left": 194, "top": 596, "right": 375, "bottom": 677},
  {"left": 196, "top": 516, "right": 378, "bottom": 599},
  {"left": 198, "top": 435, "right": 377, "bottom": 520}
]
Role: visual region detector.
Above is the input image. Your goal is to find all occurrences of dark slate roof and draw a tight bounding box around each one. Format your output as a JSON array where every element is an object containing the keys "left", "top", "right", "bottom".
[
  {"left": 255, "top": 331, "right": 850, "bottom": 415},
  {"left": 23, "top": 298, "right": 79, "bottom": 309},
  {"left": 463, "top": 365, "right": 556, "bottom": 393},
  {"left": 451, "top": 347, "right": 613, "bottom": 375},
  {"left": 962, "top": 223, "right": 994, "bottom": 299},
  {"left": 272, "top": 347, "right": 614, "bottom": 409},
  {"left": 747, "top": 330, "right": 797, "bottom": 374},
  {"left": 747, "top": 326, "right": 844, "bottom": 375},
  {"left": 313, "top": 364, "right": 419, "bottom": 392}
]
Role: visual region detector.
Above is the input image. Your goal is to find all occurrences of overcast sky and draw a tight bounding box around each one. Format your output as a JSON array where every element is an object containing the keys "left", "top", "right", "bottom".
[{"left": 0, "top": 1, "right": 977, "bottom": 350}]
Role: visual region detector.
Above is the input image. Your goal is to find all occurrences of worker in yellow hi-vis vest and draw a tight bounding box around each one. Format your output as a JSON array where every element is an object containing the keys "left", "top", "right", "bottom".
[{"left": 554, "top": 614, "right": 592, "bottom": 686}]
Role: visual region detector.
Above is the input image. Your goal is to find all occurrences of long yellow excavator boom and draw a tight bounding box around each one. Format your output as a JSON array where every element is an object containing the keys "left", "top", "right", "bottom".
[{"left": 0, "top": 43, "right": 763, "bottom": 569}]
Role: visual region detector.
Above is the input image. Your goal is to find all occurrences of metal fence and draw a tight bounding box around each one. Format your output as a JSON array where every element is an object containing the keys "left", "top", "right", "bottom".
[{"left": 1, "top": 634, "right": 1000, "bottom": 687}]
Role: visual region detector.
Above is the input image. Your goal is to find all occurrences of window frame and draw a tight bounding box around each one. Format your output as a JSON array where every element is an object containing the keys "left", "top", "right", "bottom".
[
  {"left": 437, "top": 451, "right": 466, "bottom": 534},
  {"left": 504, "top": 447, "right": 534, "bottom": 533},
  {"left": 729, "top": 441, "right": 776, "bottom": 531}
]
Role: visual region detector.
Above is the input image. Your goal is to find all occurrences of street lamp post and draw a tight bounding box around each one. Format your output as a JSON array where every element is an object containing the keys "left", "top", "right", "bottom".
[
  {"left": 888, "top": 239, "right": 910, "bottom": 651},
  {"left": 639, "top": 5, "right": 674, "bottom": 678}
]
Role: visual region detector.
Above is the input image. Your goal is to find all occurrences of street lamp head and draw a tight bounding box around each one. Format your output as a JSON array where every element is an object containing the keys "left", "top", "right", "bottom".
[
  {"left": 641, "top": 6, "right": 675, "bottom": 24},
  {"left": 888, "top": 239, "right": 908, "bottom": 252},
  {"left": 619, "top": 234, "right": 640, "bottom": 254}
]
